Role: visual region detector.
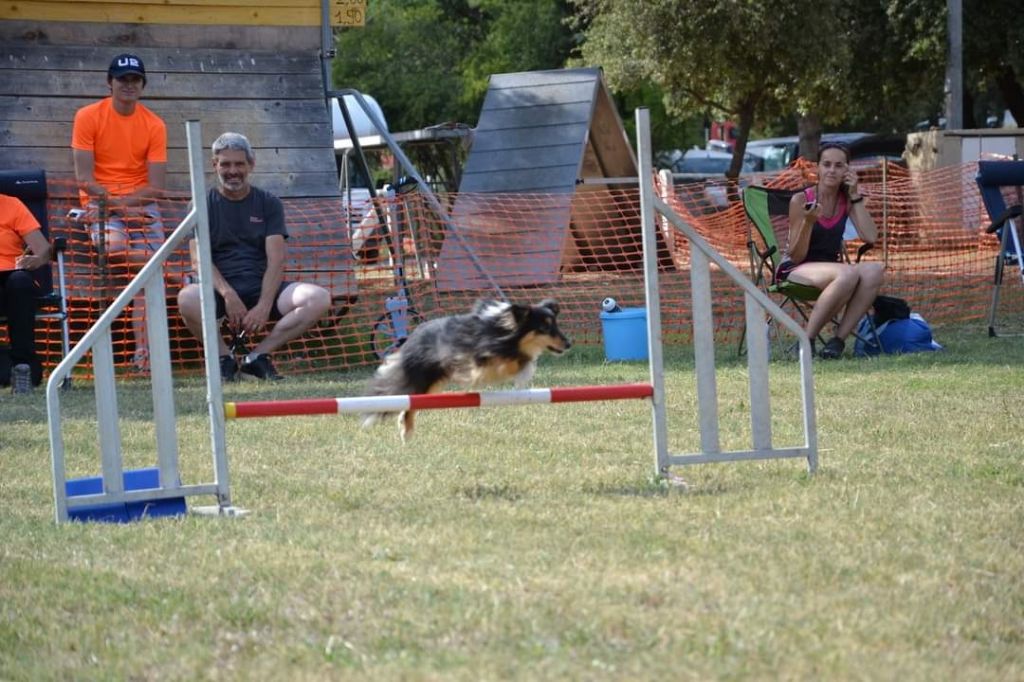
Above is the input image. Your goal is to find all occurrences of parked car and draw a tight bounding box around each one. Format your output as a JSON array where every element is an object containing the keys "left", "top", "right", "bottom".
[
  {"left": 654, "top": 148, "right": 762, "bottom": 214},
  {"left": 659, "top": 147, "right": 763, "bottom": 175},
  {"left": 744, "top": 132, "right": 907, "bottom": 171}
]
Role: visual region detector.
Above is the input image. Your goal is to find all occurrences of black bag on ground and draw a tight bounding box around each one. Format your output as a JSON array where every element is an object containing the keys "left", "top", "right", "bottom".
[{"left": 872, "top": 295, "right": 911, "bottom": 325}]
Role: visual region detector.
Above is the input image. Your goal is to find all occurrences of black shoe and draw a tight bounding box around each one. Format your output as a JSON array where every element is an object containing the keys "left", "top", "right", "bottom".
[
  {"left": 819, "top": 337, "right": 845, "bottom": 360},
  {"left": 11, "top": 363, "right": 32, "bottom": 395},
  {"left": 240, "top": 353, "right": 284, "bottom": 381},
  {"left": 220, "top": 354, "right": 239, "bottom": 382}
]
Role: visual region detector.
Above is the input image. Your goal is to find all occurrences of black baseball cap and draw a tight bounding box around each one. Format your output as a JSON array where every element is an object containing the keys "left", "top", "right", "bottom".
[{"left": 108, "top": 54, "right": 146, "bottom": 83}]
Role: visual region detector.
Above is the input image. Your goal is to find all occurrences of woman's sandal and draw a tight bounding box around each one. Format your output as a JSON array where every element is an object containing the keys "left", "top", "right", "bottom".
[{"left": 819, "top": 337, "right": 845, "bottom": 360}]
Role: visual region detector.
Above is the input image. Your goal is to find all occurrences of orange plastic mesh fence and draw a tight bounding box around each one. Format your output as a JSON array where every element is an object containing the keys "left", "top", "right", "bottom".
[{"left": 6, "top": 163, "right": 1016, "bottom": 378}]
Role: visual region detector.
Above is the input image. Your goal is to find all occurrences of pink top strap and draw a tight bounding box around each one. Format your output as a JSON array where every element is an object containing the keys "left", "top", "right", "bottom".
[{"left": 804, "top": 187, "right": 847, "bottom": 228}]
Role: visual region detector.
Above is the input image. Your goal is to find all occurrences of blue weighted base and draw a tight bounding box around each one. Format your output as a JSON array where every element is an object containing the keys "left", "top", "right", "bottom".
[{"left": 65, "top": 467, "right": 187, "bottom": 523}]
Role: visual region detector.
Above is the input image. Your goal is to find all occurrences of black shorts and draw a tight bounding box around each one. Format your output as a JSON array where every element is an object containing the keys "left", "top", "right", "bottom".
[
  {"left": 775, "top": 260, "right": 796, "bottom": 283},
  {"left": 775, "top": 255, "right": 842, "bottom": 284},
  {"left": 215, "top": 281, "right": 291, "bottom": 321}
]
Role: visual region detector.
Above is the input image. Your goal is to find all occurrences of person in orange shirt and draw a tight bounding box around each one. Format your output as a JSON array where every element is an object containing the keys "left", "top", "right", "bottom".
[
  {"left": 1, "top": 194, "right": 51, "bottom": 394},
  {"left": 71, "top": 53, "right": 167, "bottom": 371}
]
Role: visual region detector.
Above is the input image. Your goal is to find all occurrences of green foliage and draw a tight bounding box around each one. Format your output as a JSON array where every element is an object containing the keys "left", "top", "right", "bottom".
[
  {"left": 608, "top": 81, "right": 707, "bottom": 154},
  {"left": 574, "top": 0, "right": 1021, "bottom": 164},
  {"left": 334, "top": 1, "right": 472, "bottom": 130},
  {"left": 458, "top": 0, "right": 578, "bottom": 109},
  {"left": 331, "top": 0, "right": 1021, "bottom": 162},
  {"left": 573, "top": 0, "right": 851, "bottom": 173},
  {"left": 332, "top": 0, "right": 577, "bottom": 131}
]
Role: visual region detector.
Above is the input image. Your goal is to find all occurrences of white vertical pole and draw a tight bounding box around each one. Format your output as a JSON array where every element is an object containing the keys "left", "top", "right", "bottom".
[
  {"left": 745, "top": 292, "right": 772, "bottom": 450},
  {"left": 186, "top": 121, "right": 232, "bottom": 509},
  {"left": 882, "top": 159, "right": 889, "bottom": 267},
  {"left": 944, "top": 0, "right": 963, "bottom": 130},
  {"left": 634, "top": 109, "right": 670, "bottom": 475},
  {"left": 145, "top": 272, "right": 180, "bottom": 487},
  {"left": 690, "top": 244, "right": 721, "bottom": 454},
  {"left": 48, "top": 388, "right": 68, "bottom": 521},
  {"left": 93, "top": 330, "right": 123, "bottom": 495}
]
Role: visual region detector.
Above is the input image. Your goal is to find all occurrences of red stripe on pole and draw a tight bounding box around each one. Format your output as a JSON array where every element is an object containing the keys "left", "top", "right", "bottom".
[
  {"left": 231, "top": 398, "right": 339, "bottom": 418},
  {"left": 549, "top": 383, "right": 653, "bottom": 402},
  {"left": 226, "top": 383, "right": 653, "bottom": 420},
  {"left": 409, "top": 392, "right": 483, "bottom": 410}
]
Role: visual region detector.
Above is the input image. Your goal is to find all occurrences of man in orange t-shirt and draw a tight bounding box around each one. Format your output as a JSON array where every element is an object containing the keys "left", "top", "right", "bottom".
[
  {"left": 1, "top": 194, "right": 51, "bottom": 393},
  {"left": 71, "top": 53, "right": 167, "bottom": 370}
]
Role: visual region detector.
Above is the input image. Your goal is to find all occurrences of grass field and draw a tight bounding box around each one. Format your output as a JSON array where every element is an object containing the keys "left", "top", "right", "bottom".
[{"left": 1, "top": 325, "right": 1022, "bottom": 681}]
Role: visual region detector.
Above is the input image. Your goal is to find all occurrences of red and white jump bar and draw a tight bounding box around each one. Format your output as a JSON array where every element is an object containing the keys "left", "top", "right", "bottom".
[{"left": 224, "top": 383, "right": 653, "bottom": 420}]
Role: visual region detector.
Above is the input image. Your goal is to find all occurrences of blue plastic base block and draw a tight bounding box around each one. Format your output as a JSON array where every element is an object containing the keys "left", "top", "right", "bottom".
[
  {"left": 65, "top": 467, "right": 187, "bottom": 523},
  {"left": 600, "top": 307, "right": 649, "bottom": 361}
]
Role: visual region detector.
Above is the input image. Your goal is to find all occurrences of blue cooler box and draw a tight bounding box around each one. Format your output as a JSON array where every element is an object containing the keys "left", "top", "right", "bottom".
[{"left": 600, "top": 307, "right": 649, "bottom": 361}]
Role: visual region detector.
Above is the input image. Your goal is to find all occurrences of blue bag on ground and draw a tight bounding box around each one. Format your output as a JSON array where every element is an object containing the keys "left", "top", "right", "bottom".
[{"left": 854, "top": 313, "right": 943, "bottom": 356}]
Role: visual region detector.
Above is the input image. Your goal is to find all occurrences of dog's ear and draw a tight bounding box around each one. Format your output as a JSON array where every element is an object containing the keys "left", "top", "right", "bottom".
[
  {"left": 509, "top": 303, "right": 531, "bottom": 327},
  {"left": 537, "top": 299, "right": 560, "bottom": 316}
]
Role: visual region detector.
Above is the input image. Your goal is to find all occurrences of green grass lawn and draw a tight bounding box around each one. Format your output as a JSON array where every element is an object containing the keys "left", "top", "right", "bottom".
[{"left": 1, "top": 325, "right": 1022, "bottom": 681}]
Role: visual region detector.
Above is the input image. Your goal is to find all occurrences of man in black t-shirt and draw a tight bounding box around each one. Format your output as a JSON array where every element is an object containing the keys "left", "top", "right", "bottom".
[{"left": 177, "top": 132, "right": 331, "bottom": 381}]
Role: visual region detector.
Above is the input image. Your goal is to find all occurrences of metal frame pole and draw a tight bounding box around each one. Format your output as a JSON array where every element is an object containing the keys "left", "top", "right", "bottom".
[{"left": 634, "top": 109, "right": 671, "bottom": 476}]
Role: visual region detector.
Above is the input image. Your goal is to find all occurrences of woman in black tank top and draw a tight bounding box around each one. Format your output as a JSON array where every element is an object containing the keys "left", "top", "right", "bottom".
[{"left": 779, "top": 142, "right": 885, "bottom": 359}]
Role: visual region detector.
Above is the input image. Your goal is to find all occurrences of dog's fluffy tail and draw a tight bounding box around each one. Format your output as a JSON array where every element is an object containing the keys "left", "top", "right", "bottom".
[
  {"left": 359, "top": 352, "right": 410, "bottom": 428},
  {"left": 360, "top": 412, "right": 383, "bottom": 428}
]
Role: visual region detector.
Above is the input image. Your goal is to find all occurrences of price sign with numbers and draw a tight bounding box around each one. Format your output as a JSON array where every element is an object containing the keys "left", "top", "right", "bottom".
[{"left": 331, "top": 0, "right": 366, "bottom": 27}]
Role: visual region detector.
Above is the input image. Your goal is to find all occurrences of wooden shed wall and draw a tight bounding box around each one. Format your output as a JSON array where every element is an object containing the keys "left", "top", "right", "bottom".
[
  {"left": 0, "top": 17, "right": 339, "bottom": 199},
  {"left": 1, "top": 0, "right": 333, "bottom": 27}
]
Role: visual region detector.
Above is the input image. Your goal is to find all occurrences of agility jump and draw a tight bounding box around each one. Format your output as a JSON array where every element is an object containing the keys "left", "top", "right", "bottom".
[
  {"left": 47, "top": 109, "right": 818, "bottom": 524},
  {"left": 220, "top": 109, "right": 819, "bottom": 477},
  {"left": 225, "top": 383, "right": 654, "bottom": 419}
]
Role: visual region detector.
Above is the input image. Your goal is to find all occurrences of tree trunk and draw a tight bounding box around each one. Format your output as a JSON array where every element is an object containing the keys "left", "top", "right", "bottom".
[
  {"left": 797, "top": 113, "right": 823, "bottom": 161},
  {"left": 963, "top": 88, "right": 977, "bottom": 129},
  {"left": 728, "top": 97, "right": 756, "bottom": 179},
  {"left": 996, "top": 65, "right": 1024, "bottom": 127}
]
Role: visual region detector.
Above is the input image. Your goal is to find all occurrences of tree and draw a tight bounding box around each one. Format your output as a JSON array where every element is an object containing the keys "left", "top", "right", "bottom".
[
  {"left": 574, "top": 0, "right": 1024, "bottom": 173},
  {"left": 845, "top": 0, "right": 1024, "bottom": 130},
  {"left": 573, "top": 0, "right": 848, "bottom": 177},
  {"left": 332, "top": 0, "right": 577, "bottom": 132},
  {"left": 962, "top": 0, "right": 1024, "bottom": 126}
]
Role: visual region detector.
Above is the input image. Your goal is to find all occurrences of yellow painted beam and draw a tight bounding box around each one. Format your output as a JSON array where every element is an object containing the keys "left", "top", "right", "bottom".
[
  {"left": 18, "top": 0, "right": 320, "bottom": 6},
  {"left": 1, "top": 0, "right": 365, "bottom": 26}
]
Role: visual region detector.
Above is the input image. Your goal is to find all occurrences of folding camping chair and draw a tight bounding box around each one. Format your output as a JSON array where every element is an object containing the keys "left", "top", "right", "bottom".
[
  {"left": 740, "top": 184, "right": 880, "bottom": 355},
  {"left": 0, "top": 169, "right": 71, "bottom": 384},
  {"left": 975, "top": 160, "right": 1024, "bottom": 337}
]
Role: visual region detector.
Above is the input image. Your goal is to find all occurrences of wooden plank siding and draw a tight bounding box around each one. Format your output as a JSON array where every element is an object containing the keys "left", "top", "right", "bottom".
[
  {"left": 0, "top": 24, "right": 340, "bottom": 197},
  {"left": 1, "top": 10, "right": 357, "bottom": 300},
  {"left": 2, "top": 0, "right": 327, "bottom": 27}
]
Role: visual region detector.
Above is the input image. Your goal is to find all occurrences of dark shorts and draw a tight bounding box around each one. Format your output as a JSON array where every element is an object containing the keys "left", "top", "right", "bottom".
[
  {"left": 775, "top": 260, "right": 797, "bottom": 283},
  {"left": 775, "top": 255, "right": 842, "bottom": 284},
  {"left": 215, "top": 281, "right": 291, "bottom": 321}
]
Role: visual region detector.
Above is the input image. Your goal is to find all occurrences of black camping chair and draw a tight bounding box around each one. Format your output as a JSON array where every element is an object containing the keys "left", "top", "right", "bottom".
[
  {"left": 975, "top": 160, "right": 1024, "bottom": 337},
  {"left": 0, "top": 169, "right": 71, "bottom": 385}
]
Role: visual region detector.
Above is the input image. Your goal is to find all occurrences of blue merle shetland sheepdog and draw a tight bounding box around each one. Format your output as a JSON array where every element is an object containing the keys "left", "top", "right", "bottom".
[{"left": 362, "top": 299, "right": 571, "bottom": 441}]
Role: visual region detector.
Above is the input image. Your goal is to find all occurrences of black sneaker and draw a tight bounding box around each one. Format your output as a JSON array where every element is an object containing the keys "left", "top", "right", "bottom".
[
  {"left": 819, "top": 337, "right": 846, "bottom": 360},
  {"left": 240, "top": 354, "right": 283, "bottom": 381},
  {"left": 220, "top": 354, "right": 239, "bottom": 382}
]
